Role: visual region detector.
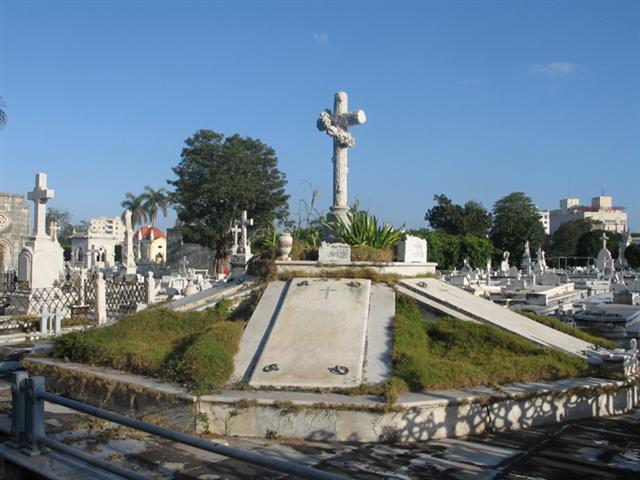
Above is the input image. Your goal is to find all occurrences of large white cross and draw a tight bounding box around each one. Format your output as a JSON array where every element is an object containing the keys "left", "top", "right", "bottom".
[
  {"left": 27, "top": 173, "right": 55, "bottom": 238},
  {"left": 236, "top": 210, "right": 254, "bottom": 255},
  {"left": 317, "top": 92, "right": 366, "bottom": 223},
  {"left": 230, "top": 224, "right": 241, "bottom": 255}
]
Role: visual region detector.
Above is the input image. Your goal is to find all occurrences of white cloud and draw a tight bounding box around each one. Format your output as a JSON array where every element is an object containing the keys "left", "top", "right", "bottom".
[
  {"left": 312, "top": 33, "right": 329, "bottom": 46},
  {"left": 529, "top": 61, "right": 578, "bottom": 76}
]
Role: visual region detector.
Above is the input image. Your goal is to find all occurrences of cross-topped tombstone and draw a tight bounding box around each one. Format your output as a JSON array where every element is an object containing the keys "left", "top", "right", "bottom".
[
  {"left": 236, "top": 210, "right": 254, "bottom": 255},
  {"left": 179, "top": 256, "right": 189, "bottom": 276},
  {"left": 317, "top": 91, "right": 367, "bottom": 224},
  {"left": 230, "top": 224, "right": 241, "bottom": 255},
  {"left": 27, "top": 173, "right": 55, "bottom": 238}
]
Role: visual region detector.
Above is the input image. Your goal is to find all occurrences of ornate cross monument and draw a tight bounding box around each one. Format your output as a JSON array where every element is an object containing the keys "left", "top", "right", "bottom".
[
  {"left": 237, "top": 210, "right": 254, "bottom": 256},
  {"left": 317, "top": 91, "right": 367, "bottom": 224},
  {"left": 27, "top": 173, "right": 55, "bottom": 238}
]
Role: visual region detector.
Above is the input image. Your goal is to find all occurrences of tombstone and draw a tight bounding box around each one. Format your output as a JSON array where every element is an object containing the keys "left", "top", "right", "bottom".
[
  {"left": 229, "top": 211, "right": 254, "bottom": 277},
  {"left": 396, "top": 235, "right": 427, "bottom": 263},
  {"left": 508, "top": 265, "right": 519, "bottom": 277},
  {"left": 522, "top": 241, "right": 532, "bottom": 275},
  {"left": 500, "top": 251, "right": 510, "bottom": 273},
  {"left": 318, "top": 241, "right": 351, "bottom": 262},
  {"left": 541, "top": 271, "right": 561, "bottom": 286},
  {"left": 615, "top": 230, "right": 632, "bottom": 270},
  {"left": 317, "top": 91, "right": 367, "bottom": 226},
  {"left": 596, "top": 232, "right": 614, "bottom": 276},
  {"left": 17, "top": 173, "right": 65, "bottom": 288},
  {"left": 121, "top": 210, "right": 137, "bottom": 275},
  {"left": 612, "top": 284, "right": 634, "bottom": 305}
]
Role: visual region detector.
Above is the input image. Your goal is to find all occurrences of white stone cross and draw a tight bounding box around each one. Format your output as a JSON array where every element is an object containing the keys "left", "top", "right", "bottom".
[
  {"left": 27, "top": 173, "right": 55, "bottom": 238},
  {"left": 230, "top": 224, "right": 241, "bottom": 255},
  {"left": 317, "top": 92, "right": 366, "bottom": 223},
  {"left": 602, "top": 232, "right": 608, "bottom": 250},
  {"left": 236, "top": 210, "right": 254, "bottom": 255}
]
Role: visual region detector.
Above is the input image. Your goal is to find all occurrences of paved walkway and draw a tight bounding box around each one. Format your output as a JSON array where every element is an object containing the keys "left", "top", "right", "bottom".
[{"left": 0, "top": 379, "right": 637, "bottom": 479}]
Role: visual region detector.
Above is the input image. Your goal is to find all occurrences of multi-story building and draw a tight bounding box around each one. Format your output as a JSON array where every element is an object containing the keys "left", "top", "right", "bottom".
[
  {"left": 549, "top": 196, "right": 627, "bottom": 234},
  {"left": 538, "top": 209, "right": 550, "bottom": 235}
]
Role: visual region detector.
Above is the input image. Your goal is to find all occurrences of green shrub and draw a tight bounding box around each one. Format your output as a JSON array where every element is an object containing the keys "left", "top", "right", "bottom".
[
  {"left": 180, "top": 322, "right": 245, "bottom": 394},
  {"left": 51, "top": 303, "right": 241, "bottom": 394}
]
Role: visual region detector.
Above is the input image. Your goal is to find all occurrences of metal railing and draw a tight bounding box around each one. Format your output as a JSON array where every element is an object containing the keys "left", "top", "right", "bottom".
[{"left": 9, "top": 372, "right": 352, "bottom": 480}]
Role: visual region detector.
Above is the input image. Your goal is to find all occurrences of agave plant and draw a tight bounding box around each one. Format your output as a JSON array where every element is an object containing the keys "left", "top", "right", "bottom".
[{"left": 322, "top": 211, "right": 404, "bottom": 248}]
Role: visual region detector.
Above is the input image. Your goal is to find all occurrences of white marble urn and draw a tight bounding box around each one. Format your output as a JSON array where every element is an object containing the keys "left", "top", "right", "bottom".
[{"left": 277, "top": 232, "right": 293, "bottom": 261}]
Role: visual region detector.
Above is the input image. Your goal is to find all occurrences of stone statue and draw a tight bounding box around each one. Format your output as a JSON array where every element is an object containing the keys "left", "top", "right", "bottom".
[
  {"left": 122, "top": 210, "right": 136, "bottom": 275},
  {"left": 317, "top": 92, "right": 366, "bottom": 224}
]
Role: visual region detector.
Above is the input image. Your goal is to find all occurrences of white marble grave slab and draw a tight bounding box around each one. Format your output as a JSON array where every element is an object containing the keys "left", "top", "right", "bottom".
[
  {"left": 249, "top": 278, "right": 371, "bottom": 388},
  {"left": 398, "top": 278, "right": 598, "bottom": 359}
]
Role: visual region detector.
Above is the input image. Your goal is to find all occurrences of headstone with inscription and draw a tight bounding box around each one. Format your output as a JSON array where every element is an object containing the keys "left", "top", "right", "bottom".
[
  {"left": 318, "top": 241, "right": 351, "bottom": 262},
  {"left": 396, "top": 235, "right": 427, "bottom": 263}
]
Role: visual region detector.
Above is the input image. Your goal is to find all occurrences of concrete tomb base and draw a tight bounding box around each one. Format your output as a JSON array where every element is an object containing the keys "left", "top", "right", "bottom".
[{"left": 232, "top": 278, "right": 394, "bottom": 389}]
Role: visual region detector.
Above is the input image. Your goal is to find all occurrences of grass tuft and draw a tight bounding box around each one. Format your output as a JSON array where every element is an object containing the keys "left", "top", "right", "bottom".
[
  {"left": 51, "top": 302, "right": 243, "bottom": 394},
  {"left": 391, "top": 296, "right": 597, "bottom": 391},
  {"left": 519, "top": 311, "right": 618, "bottom": 349}
]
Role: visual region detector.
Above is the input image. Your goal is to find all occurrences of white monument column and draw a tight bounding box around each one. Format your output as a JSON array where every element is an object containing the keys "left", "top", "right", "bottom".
[
  {"left": 317, "top": 92, "right": 367, "bottom": 224},
  {"left": 27, "top": 173, "right": 55, "bottom": 238}
]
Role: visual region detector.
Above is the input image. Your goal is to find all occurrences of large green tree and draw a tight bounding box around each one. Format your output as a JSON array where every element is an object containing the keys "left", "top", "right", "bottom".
[
  {"left": 490, "top": 192, "right": 546, "bottom": 264},
  {"left": 169, "top": 130, "right": 289, "bottom": 270},
  {"left": 547, "top": 218, "right": 602, "bottom": 257},
  {"left": 46, "top": 208, "right": 83, "bottom": 260},
  {"left": 425, "top": 194, "right": 492, "bottom": 237},
  {"left": 625, "top": 243, "right": 640, "bottom": 268},
  {"left": 575, "top": 230, "right": 621, "bottom": 259},
  {"left": 141, "top": 186, "right": 169, "bottom": 227}
]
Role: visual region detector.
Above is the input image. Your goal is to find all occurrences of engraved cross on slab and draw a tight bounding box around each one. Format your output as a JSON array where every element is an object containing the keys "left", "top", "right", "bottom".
[
  {"left": 321, "top": 286, "right": 337, "bottom": 300},
  {"left": 317, "top": 92, "right": 366, "bottom": 223}
]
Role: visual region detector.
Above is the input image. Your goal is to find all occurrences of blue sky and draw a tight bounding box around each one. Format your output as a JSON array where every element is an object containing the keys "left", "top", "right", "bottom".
[{"left": 1, "top": 1, "right": 639, "bottom": 231}]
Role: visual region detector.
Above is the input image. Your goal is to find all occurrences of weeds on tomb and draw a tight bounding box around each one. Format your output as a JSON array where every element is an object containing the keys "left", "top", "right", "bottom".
[
  {"left": 391, "top": 296, "right": 601, "bottom": 391},
  {"left": 50, "top": 302, "right": 245, "bottom": 394},
  {"left": 277, "top": 268, "right": 403, "bottom": 284},
  {"left": 519, "top": 311, "right": 618, "bottom": 349}
]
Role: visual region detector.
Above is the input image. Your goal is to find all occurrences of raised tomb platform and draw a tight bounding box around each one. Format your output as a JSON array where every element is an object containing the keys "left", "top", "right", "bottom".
[{"left": 231, "top": 278, "right": 394, "bottom": 389}]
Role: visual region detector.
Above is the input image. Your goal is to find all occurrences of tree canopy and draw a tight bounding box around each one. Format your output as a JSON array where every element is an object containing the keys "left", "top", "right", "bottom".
[
  {"left": 625, "top": 243, "right": 640, "bottom": 268},
  {"left": 547, "top": 218, "right": 602, "bottom": 257},
  {"left": 575, "top": 230, "right": 620, "bottom": 259},
  {"left": 490, "top": 192, "right": 546, "bottom": 264},
  {"left": 141, "top": 186, "right": 169, "bottom": 227},
  {"left": 411, "top": 229, "right": 494, "bottom": 270},
  {"left": 169, "top": 130, "right": 289, "bottom": 265},
  {"left": 424, "top": 194, "right": 491, "bottom": 237},
  {"left": 121, "top": 192, "right": 148, "bottom": 227}
]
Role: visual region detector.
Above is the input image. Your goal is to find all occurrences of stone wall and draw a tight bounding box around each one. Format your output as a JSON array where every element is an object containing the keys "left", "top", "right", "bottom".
[{"left": 0, "top": 193, "right": 31, "bottom": 272}]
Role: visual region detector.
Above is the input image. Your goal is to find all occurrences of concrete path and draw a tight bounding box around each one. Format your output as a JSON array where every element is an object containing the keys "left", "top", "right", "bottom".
[{"left": 398, "top": 278, "right": 599, "bottom": 359}]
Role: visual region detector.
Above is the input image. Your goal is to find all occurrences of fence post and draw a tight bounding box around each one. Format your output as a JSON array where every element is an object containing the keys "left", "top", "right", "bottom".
[
  {"left": 79, "top": 269, "right": 87, "bottom": 304},
  {"left": 10, "top": 371, "right": 29, "bottom": 447},
  {"left": 145, "top": 271, "right": 155, "bottom": 305},
  {"left": 95, "top": 272, "right": 107, "bottom": 325},
  {"left": 54, "top": 308, "right": 62, "bottom": 335},
  {"left": 23, "top": 376, "right": 45, "bottom": 456},
  {"left": 39, "top": 308, "right": 49, "bottom": 336}
]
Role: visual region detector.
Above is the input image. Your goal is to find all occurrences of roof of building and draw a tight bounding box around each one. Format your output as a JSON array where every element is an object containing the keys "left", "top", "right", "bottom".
[{"left": 135, "top": 226, "right": 166, "bottom": 240}]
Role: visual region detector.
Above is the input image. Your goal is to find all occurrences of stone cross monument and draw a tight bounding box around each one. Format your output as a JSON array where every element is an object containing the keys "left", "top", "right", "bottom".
[
  {"left": 317, "top": 91, "right": 367, "bottom": 224},
  {"left": 122, "top": 210, "right": 137, "bottom": 275},
  {"left": 27, "top": 173, "right": 55, "bottom": 238},
  {"left": 230, "top": 224, "right": 241, "bottom": 255},
  {"left": 237, "top": 210, "right": 254, "bottom": 256}
]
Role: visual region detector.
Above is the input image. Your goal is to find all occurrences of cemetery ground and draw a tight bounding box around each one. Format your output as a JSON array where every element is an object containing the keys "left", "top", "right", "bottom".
[
  {"left": 0, "top": 373, "right": 638, "bottom": 479},
  {"left": 32, "top": 272, "right": 626, "bottom": 400}
]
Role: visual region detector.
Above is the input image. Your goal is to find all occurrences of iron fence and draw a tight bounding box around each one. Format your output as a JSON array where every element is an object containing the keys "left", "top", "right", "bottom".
[
  {"left": 104, "top": 280, "right": 146, "bottom": 319},
  {"left": 9, "top": 372, "right": 351, "bottom": 480}
]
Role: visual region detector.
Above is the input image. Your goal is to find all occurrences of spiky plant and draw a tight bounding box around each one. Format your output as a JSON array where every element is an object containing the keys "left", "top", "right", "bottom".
[{"left": 322, "top": 211, "right": 404, "bottom": 248}]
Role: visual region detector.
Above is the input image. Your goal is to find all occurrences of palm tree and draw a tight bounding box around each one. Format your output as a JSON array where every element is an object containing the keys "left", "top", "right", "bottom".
[
  {"left": 141, "top": 186, "right": 169, "bottom": 227},
  {"left": 0, "top": 97, "right": 6, "bottom": 129},
  {"left": 121, "top": 192, "right": 147, "bottom": 227}
]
